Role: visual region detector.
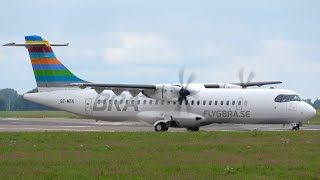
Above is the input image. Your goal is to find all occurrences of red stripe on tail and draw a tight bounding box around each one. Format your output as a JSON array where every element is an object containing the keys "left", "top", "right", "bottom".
[{"left": 28, "top": 47, "right": 53, "bottom": 53}]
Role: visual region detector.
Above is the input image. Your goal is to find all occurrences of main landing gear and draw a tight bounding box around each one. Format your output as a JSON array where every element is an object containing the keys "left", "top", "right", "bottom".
[
  {"left": 154, "top": 121, "right": 200, "bottom": 132},
  {"left": 292, "top": 122, "right": 301, "bottom": 130},
  {"left": 154, "top": 122, "right": 169, "bottom": 132}
]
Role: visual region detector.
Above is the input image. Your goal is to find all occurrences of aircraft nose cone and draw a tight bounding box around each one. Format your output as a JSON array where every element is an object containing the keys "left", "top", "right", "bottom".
[
  {"left": 310, "top": 106, "right": 316, "bottom": 118},
  {"left": 306, "top": 104, "right": 316, "bottom": 119}
]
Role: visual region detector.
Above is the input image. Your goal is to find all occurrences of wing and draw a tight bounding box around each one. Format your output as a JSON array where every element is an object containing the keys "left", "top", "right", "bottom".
[
  {"left": 68, "top": 83, "right": 157, "bottom": 96},
  {"left": 231, "top": 81, "right": 282, "bottom": 88}
]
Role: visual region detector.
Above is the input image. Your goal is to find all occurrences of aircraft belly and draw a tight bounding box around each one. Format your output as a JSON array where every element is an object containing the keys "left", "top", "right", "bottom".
[{"left": 92, "top": 111, "right": 137, "bottom": 122}]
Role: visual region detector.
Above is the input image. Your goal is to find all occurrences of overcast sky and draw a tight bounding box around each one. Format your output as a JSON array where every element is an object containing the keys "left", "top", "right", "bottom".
[{"left": 0, "top": 0, "right": 319, "bottom": 100}]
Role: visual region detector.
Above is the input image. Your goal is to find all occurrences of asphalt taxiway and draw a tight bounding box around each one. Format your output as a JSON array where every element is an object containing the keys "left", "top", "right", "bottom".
[{"left": 0, "top": 118, "right": 319, "bottom": 132}]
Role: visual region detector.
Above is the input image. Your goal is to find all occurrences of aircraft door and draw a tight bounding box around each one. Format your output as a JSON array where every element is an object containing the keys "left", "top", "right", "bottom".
[
  {"left": 85, "top": 99, "right": 93, "bottom": 115},
  {"left": 236, "top": 98, "right": 243, "bottom": 110},
  {"left": 162, "top": 84, "right": 172, "bottom": 100},
  {"left": 162, "top": 85, "right": 167, "bottom": 99}
]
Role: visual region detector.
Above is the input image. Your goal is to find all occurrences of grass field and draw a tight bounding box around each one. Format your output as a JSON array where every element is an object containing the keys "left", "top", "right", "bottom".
[{"left": 0, "top": 131, "right": 319, "bottom": 179}]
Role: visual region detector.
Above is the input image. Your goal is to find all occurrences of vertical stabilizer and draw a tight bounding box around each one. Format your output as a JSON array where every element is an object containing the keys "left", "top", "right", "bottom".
[{"left": 24, "top": 35, "right": 86, "bottom": 92}]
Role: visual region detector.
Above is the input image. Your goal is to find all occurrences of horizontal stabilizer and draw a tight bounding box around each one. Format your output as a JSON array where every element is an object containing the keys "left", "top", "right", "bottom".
[{"left": 2, "top": 43, "right": 69, "bottom": 47}]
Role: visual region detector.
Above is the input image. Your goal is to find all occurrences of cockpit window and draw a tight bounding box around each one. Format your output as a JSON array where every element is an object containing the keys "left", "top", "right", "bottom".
[
  {"left": 275, "top": 94, "right": 301, "bottom": 103},
  {"left": 288, "top": 95, "right": 301, "bottom": 101},
  {"left": 275, "top": 95, "right": 283, "bottom": 102}
]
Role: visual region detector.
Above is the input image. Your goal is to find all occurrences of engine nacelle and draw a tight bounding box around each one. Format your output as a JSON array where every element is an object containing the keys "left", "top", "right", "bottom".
[
  {"left": 143, "top": 84, "right": 199, "bottom": 102},
  {"left": 142, "top": 84, "right": 176, "bottom": 101}
]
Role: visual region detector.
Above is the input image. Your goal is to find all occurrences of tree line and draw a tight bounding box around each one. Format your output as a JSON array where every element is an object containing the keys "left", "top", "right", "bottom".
[
  {"left": 0, "top": 88, "right": 53, "bottom": 111},
  {"left": 0, "top": 88, "right": 319, "bottom": 111}
]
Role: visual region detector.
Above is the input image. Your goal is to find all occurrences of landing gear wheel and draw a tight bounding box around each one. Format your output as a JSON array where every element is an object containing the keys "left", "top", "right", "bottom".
[
  {"left": 292, "top": 122, "right": 300, "bottom": 130},
  {"left": 155, "top": 122, "right": 169, "bottom": 132},
  {"left": 187, "top": 127, "right": 199, "bottom": 132},
  {"left": 155, "top": 123, "right": 163, "bottom": 132}
]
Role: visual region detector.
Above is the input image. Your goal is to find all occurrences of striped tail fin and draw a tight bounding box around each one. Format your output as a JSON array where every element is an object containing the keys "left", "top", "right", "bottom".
[{"left": 25, "top": 35, "right": 87, "bottom": 92}]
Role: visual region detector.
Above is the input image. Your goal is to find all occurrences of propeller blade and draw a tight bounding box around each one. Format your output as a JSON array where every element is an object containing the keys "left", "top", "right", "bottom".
[
  {"left": 185, "top": 72, "right": 196, "bottom": 89},
  {"left": 179, "top": 67, "right": 185, "bottom": 89},
  {"left": 247, "top": 71, "right": 255, "bottom": 83},
  {"left": 238, "top": 68, "right": 245, "bottom": 83},
  {"left": 184, "top": 96, "right": 188, "bottom": 103},
  {"left": 177, "top": 67, "right": 195, "bottom": 105}
]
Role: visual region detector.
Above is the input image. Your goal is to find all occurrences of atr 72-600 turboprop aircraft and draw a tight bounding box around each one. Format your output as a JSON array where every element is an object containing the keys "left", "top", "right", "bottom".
[{"left": 3, "top": 35, "right": 316, "bottom": 131}]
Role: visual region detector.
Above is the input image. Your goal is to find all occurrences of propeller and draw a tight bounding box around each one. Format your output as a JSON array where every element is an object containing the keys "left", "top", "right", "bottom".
[
  {"left": 238, "top": 67, "right": 256, "bottom": 84},
  {"left": 178, "top": 68, "right": 196, "bottom": 104}
]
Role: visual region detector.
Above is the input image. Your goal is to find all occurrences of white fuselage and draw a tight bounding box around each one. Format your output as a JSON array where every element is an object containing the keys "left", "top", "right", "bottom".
[{"left": 23, "top": 85, "right": 316, "bottom": 128}]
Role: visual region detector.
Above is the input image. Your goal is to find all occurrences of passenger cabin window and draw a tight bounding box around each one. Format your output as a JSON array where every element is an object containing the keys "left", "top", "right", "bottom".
[
  {"left": 203, "top": 101, "right": 206, "bottom": 105},
  {"left": 191, "top": 100, "right": 194, "bottom": 105},
  {"left": 226, "top": 101, "right": 229, "bottom": 105},
  {"left": 155, "top": 100, "right": 159, "bottom": 105},
  {"left": 209, "top": 101, "right": 212, "bottom": 105},
  {"left": 275, "top": 94, "right": 301, "bottom": 103},
  {"left": 126, "top": 100, "right": 128, "bottom": 104},
  {"left": 197, "top": 101, "right": 200, "bottom": 105},
  {"left": 215, "top": 101, "right": 218, "bottom": 105},
  {"left": 120, "top": 100, "right": 123, "bottom": 104},
  {"left": 143, "top": 100, "right": 146, "bottom": 104},
  {"left": 131, "top": 100, "right": 134, "bottom": 104},
  {"left": 185, "top": 101, "right": 188, "bottom": 105},
  {"left": 109, "top": 100, "right": 112, "bottom": 104},
  {"left": 244, "top": 101, "right": 248, "bottom": 106},
  {"left": 232, "top": 101, "right": 235, "bottom": 105},
  {"left": 220, "top": 101, "right": 223, "bottom": 105},
  {"left": 149, "top": 100, "right": 152, "bottom": 105},
  {"left": 114, "top": 100, "right": 117, "bottom": 104},
  {"left": 167, "top": 101, "right": 170, "bottom": 105},
  {"left": 238, "top": 101, "right": 241, "bottom": 106}
]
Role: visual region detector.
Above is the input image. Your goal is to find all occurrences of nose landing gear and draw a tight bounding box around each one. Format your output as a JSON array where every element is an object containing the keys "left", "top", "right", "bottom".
[{"left": 292, "top": 122, "right": 302, "bottom": 130}]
